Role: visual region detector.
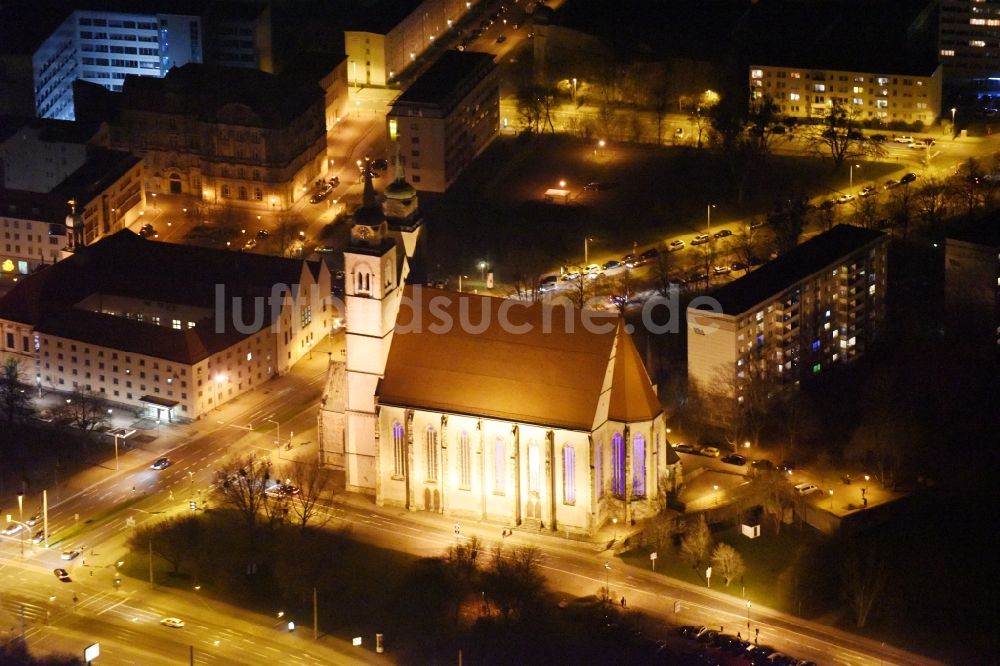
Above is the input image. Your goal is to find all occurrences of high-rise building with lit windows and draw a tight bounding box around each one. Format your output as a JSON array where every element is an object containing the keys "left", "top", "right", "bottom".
[
  {"left": 687, "top": 225, "right": 888, "bottom": 404},
  {"left": 938, "top": 0, "right": 1000, "bottom": 84}
]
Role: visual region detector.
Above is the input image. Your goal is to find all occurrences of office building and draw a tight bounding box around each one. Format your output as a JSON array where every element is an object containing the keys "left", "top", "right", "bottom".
[
  {"left": 0, "top": 230, "right": 333, "bottom": 420},
  {"left": 938, "top": 0, "right": 1000, "bottom": 85},
  {"left": 945, "top": 218, "right": 1000, "bottom": 353},
  {"left": 386, "top": 51, "right": 498, "bottom": 192},
  {"left": 688, "top": 225, "right": 888, "bottom": 403},
  {"left": 750, "top": 63, "right": 942, "bottom": 126}
]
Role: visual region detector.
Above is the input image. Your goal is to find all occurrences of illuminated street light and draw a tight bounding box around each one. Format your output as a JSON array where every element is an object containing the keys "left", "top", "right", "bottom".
[
  {"left": 707, "top": 203, "right": 716, "bottom": 234},
  {"left": 558, "top": 179, "right": 566, "bottom": 188},
  {"left": 950, "top": 107, "right": 957, "bottom": 136},
  {"left": 829, "top": 489, "right": 834, "bottom": 510},
  {"left": 612, "top": 516, "right": 618, "bottom": 541},
  {"left": 850, "top": 163, "right": 860, "bottom": 190},
  {"left": 747, "top": 600, "right": 751, "bottom": 633},
  {"left": 713, "top": 484, "right": 720, "bottom": 505}
]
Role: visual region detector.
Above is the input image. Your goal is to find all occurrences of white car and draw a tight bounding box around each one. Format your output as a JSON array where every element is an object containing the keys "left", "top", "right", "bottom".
[
  {"left": 668, "top": 240, "right": 685, "bottom": 252},
  {"left": 690, "top": 233, "right": 710, "bottom": 246},
  {"left": 61, "top": 548, "right": 82, "bottom": 561},
  {"left": 585, "top": 264, "right": 602, "bottom": 275},
  {"left": 794, "top": 482, "right": 819, "bottom": 496},
  {"left": 836, "top": 194, "right": 856, "bottom": 205},
  {"left": 893, "top": 135, "right": 914, "bottom": 144},
  {"left": 1, "top": 524, "right": 23, "bottom": 536},
  {"left": 160, "top": 617, "right": 185, "bottom": 628}
]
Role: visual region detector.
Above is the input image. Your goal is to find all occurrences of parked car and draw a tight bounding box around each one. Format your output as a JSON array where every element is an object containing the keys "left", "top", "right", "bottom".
[
  {"left": 151, "top": 457, "right": 172, "bottom": 470},
  {"left": 713, "top": 229, "right": 733, "bottom": 239},
  {"left": 621, "top": 254, "right": 637, "bottom": 268},
  {"left": 639, "top": 248, "right": 660, "bottom": 261},
  {"left": 730, "top": 260, "right": 747, "bottom": 272},
  {"left": 495, "top": 34, "right": 506, "bottom": 43},
  {"left": 539, "top": 275, "right": 559, "bottom": 292},
  {"left": 859, "top": 186, "right": 877, "bottom": 197},
  {"left": 700, "top": 446, "right": 721, "bottom": 458},
  {"left": 751, "top": 459, "right": 775, "bottom": 471},
  {"left": 687, "top": 272, "right": 708, "bottom": 284},
  {"left": 712, "top": 265, "right": 731, "bottom": 275},
  {"left": 668, "top": 240, "right": 685, "bottom": 252},
  {"left": 370, "top": 158, "right": 389, "bottom": 172},
  {"left": 883, "top": 179, "right": 900, "bottom": 190},
  {"left": 243, "top": 238, "right": 258, "bottom": 250},
  {"left": 585, "top": 263, "right": 602, "bottom": 275},
  {"left": 777, "top": 460, "right": 796, "bottom": 474},
  {"left": 836, "top": 194, "right": 856, "bottom": 204},
  {"left": 1, "top": 523, "right": 23, "bottom": 536},
  {"left": 53, "top": 568, "right": 72, "bottom": 582},
  {"left": 869, "top": 134, "right": 887, "bottom": 142},
  {"left": 893, "top": 135, "right": 914, "bottom": 144},
  {"left": 678, "top": 625, "right": 705, "bottom": 639},
  {"left": 721, "top": 453, "right": 747, "bottom": 466},
  {"left": 61, "top": 548, "right": 82, "bottom": 560},
  {"left": 921, "top": 137, "right": 936, "bottom": 146},
  {"left": 561, "top": 271, "right": 581, "bottom": 281},
  {"left": 690, "top": 233, "right": 710, "bottom": 245},
  {"left": 583, "top": 181, "right": 606, "bottom": 191},
  {"left": 24, "top": 514, "right": 40, "bottom": 527},
  {"left": 309, "top": 184, "right": 333, "bottom": 204},
  {"left": 160, "top": 617, "right": 185, "bottom": 628},
  {"left": 31, "top": 530, "right": 45, "bottom": 544},
  {"left": 794, "top": 482, "right": 819, "bottom": 496},
  {"left": 256, "top": 229, "right": 269, "bottom": 240},
  {"left": 900, "top": 172, "right": 918, "bottom": 184},
  {"left": 602, "top": 260, "right": 621, "bottom": 271},
  {"left": 139, "top": 224, "right": 158, "bottom": 239},
  {"left": 672, "top": 443, "right": 696, "bottom": 454}
]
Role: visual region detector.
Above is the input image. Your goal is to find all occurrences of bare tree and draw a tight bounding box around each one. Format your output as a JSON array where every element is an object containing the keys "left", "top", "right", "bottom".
[
  {"left": 914, "top": 177, "right": 950, "bottom": 230},
  {"left": 887, "top": 184, "right": 916, "bottom": 238},
  {"left": 841, "top": 540, "right": 887, "bottom": 628},
  {"left": 484, "top": 543, "right": 545, "bottom": 621},
  {"left": 0, "top": 358, "right": 32, "bottom": 424},
  {"left": 282, "top": 460, "right": 334, "bottom": 533},
  {"left": 710, "top": 543, "right": 745, "bottom": 586},
  {"left": 213, "top": 453, "right": 275, "bottom": 548},
  {"left": 507, "top": 246, "right": 552, "bottom": 303},
  {"left": 948, "top": 158, "right": 986, "bottom": 218},
  {"left": 642, "top": 513, "right": 681, "bottom": 555},
  {"left": 127, "top": 514, "right": 203, "bottom": 574},
  {"left": 733, "top": 220, "right": 763, "bottom": 274},
  {"left": 650, "top": 249, "right": 680, "bottom": 297},
  {"left": 681, "top": 513, "right": 712, "bottom": 568},
  {"left": 806, "top": 102, "right": 884, "bottom": 168},
  {"left": 443, "top": 535, "right": 482, "bottom": 623},
  {"left": 851, "top": 193, "right": 881, "bottom": 230},
  {"left": 54, "top": 389, "right": 109, "bottom": 436},
  {"left": 769, "top": 196, "right": 810, "bottom": 254}
]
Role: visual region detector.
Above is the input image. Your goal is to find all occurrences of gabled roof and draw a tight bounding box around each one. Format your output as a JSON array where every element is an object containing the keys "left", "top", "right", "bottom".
[
  {"left": 378, "top": 287, "right": 660, "bottom": 431},
  {"left": 608, "top": 324, "right": 661, "bottom": 423}
]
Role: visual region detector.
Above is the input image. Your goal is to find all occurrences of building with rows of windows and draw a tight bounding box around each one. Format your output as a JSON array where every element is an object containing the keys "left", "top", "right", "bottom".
[
  {"left": 386, "top": 50, "right": 499, "bottom": 192},
  {"left": 749, "top": 62, "right": 942, "bottom": 126},
  {"left": 321, "top": 168, "right": 680, "bottom": 536},
  {"left": 0, "top": 229, "right": 332, "bottom": 421},
  {"left": 687, "top": 225, "right": 888, "bottom": 406}
]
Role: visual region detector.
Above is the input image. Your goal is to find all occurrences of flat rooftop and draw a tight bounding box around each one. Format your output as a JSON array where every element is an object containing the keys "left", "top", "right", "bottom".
[
  {"left": 344, "top": 0, "right": 423, "bottom": 35},
  {"left": 698, "top": 225, "right": 886, "bottom": 316},
  {"left": 392, "top": 50, "right": 495, "bottom": 111},
  {"left": 947, "top": 214, "right": 1000, "bottom": 248}
]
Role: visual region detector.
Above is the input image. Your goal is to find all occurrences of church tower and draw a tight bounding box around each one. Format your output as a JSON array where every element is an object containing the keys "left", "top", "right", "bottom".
[
  {"left": 342, "top": 159, "right": 401, "bottom": 493},
  {"left": 383, "top": 142, "right": 424, "bottom": 274}
]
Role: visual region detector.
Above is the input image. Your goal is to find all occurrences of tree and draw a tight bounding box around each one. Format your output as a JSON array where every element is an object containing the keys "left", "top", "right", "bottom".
[
  {"left": 507, "top": 245, "right": 552, "bottom": 303},
  {"left": 710, "top": 543, "right": 745, "bottom": 586},
  {"left": 948, "top": 158, "right": 986, "bottom": 218},
  {"left": 769, "top": 196, "right": 809, "bottom": 255},
  {"left": 128, "top": 514, "right": 203, "bottom": 574},
  {"left": 274, "top": 211, "right": 306, "bottom": 257},
  {"left": 443, "top": 535, "right": 482, "bottom": 623},
  {"left": 887, "top": 183, "right": 916, "bottom": 238},
  {"left": 733, "top": 220, "right": 763, "bottom": 274},
  {"left": 483, "top": 544, "right": 545, "bottom": 621},
  {"left": 54, "top": 389, "right": 109, "bottom": 436},
  {"left": 642, "top": 513, "right": 681, "bottom": 555},
  {"left": 851, "top": 192, "right": 881, "bottom": 230},
  {"left": 841, "top": 540, "right": 887, "bottom": 628},
  {"left": 680, "top": 513, "right": 712, "bottom": 568},
  {"left": 806, "top": 102, "right": 884, "bottom": 168},
  {"left": 0, "top": 358, "right": 32, "bottom": 424},
  {"left": 282, "top": 460, "right": 334, "bottom": 533},
  {"left": 914, "top": 177, "right": 950, "bottom": 230},
  {"left": 213, "top": 453, "right": 274, "bottom": 549}
]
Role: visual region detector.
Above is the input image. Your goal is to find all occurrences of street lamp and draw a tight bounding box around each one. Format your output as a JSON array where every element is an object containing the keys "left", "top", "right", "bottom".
[
  {"left": 584, "top": 237, "right": 593, "bottom": 265},
  {"left": 713, "top": 484, "right": 719, "bottom": 505},
  {"left": 746, "top": 600, "right": 751, "bottom": 634},
  {"left": 706, "top": 204, "right": 715, "bottom": 235},
  {"left": 612, "top": 517, "right": 618, "bottom": 541},
  {"left": 604, "top": 562, "right": 611, "bottom": 600},
  {"left": 950, "top": 107, "right": 957, "bottom": 136},
  {"left": 478, "top": 260, "right": 487, "bottom": 281},
  {"left": 864, "top": 474, "right": 870, "bottom": 493},
  {"left": 572, "top": 77, "right": 577, "bottom": 103},
  {"left": 112, "top": 432, "right": 125, "bottom": 471},
  {"left": 828, "top": 489, "right": 834, "bottom": 511},
  {"left": 850, "top": 163, "right": 860, "bottom": 190}
]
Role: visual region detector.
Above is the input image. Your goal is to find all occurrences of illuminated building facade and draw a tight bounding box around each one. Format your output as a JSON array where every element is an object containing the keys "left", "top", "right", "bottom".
[
  {"left": 750, "top": 63, "right": 942, "bottom": 126},
  {"left": 688, "top": 225, "right": 888, "bottom": 404},
  {"left": 938, "top": 0, "right": 1000, "bottom": 84}
]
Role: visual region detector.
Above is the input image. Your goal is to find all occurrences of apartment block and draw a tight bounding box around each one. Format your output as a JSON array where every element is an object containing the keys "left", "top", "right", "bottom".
[
  {"left": 945, "top": 218, "right": 1000, "bottom": 353},
  {"left": 0, "top": 190, "right": 69, "bottom": 274},
  {"left": 344, "top": 0, "right": 478, "bottom": 87},
  {"left": 750, "top": 63, "right": 942, "bottom": 126},
  {"left": 938, "top": 0, "right": 1000, "bottom": 84},
  {"left": 688, "top": 225, "right": 888, "bottom": 402},
  {"left": 0, "top": 230, "right": 333, "bottom": 421},
  {"left": 386, "top": 51, "right": 498, "bottom": 192},
  {"left": 0, "top": 118, "right": 107, "bottom": 192}
]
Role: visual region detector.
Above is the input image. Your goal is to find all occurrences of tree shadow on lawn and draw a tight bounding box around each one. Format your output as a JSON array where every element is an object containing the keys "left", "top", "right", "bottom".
[{"left": 421, "top": 134, "right": 896, "bottom": 278}]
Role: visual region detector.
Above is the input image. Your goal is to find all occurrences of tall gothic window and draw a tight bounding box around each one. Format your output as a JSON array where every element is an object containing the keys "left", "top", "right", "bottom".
[
  {"left": 563, "top": 445, "right": 576, "bottom": 504},
  {"left": 392, "top": 420, "right": 404, "bottom": 478},
  {"left": 611, "top": 432, "right": 625, "bottom": 497},
  {"left": 527, "top": 441, "right": 540, "bottom": 495},
  {"left": 595, "top": 440, "right": 603, "bottom": 498},
  {"left": 632, "top": 433, "right": 646, "bottom": 497},
  {"left": 493, "top": 437, "right": 506, "bottom": 494},
  {"left": 458, "top": 431, "right": 471, "bottom": 488},
  {"left": 425, "top": 427, "right": 438, "bottom": 482}
]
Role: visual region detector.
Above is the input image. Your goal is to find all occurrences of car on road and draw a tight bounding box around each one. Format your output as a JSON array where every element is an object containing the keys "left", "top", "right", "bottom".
[
  {"left": 160, "top": 617, "right": 185, "bottom": 628},
  {"left": 621, "top": 254, "right": 637, "bottom": 268},
  {"left": 256, "top": 229, "right": 269, "bottom": 240},
  {"left": 31, "top": 530, "right": 45, "bottom": 544},
  {"left": 751, "top": 459, "right": 775, "bottom": 471},
  {"left": 672, "top": 443, "right": 696, "bottom": 454},
  {"left": 495, "top": 34, "right": 506, "bottom": 43},
  {"left": 139, "top": 223, "right": 158, "bottom": 239},
  {"left": 561, "top": 271, "right": 581, "bottom": 281},
  {"left": 690, "top": 233, "right": 710, "bottom": 246},
  {"left": 639, "top": 248, "right": 660, "bottom": 262},
  {"left": 883, "top": 179, "right": 900, "bottom": 190},
  {"left": 836, "top": 194, "right": 856, "bottom": 204},
  {"left": 602, "top": 260, "right": 621, "bottom": 271},
  {"left": 24, "top": 514, "right": 40, "bottom": 527},
  {"left": 859, "top": 185, "right": 877, "bottom": 197},
  {"left": 699, "top": 446, "right": 721, "bottom": 458},
  {"left": 712, "top": 265, "right": 731, "bottom": 276},
  {"left": 585, "top": 263, "right": 602, "bottom": 275},
  {"left": 53, "top": 568, "right": 72, "bottom": 582},
  {"left": 243, "top": 238, "right": 257, "bottom": 250},
  {"left": 309, "top": 184, "right": 333, "bottom": 204},
  {"left": 1, "top": 523, "right": 23, "bottom": 536},
  {"left": 777, "top": 460, "right": 796, "bottom": 474},
  {"left": 265, "top": 483, "right": 301, "bottom": 498},
  {"left": 583, "top": 181, "right": 606, "bottom": 191},
  {"left": 668, "top": 240, "right": 685, "bottom": 252},
  {"left": 893, "top": 135, "right": 914, "bottom": 144},
  {"left": 713, "top": 229, "right": 732, "bottom": 239},
  {"left": 151, "top": 457, "right": 172, "bottom": 470},
  {"left": 61, "top": 548, "right": 82, "bottom": 560},
  {"left": 869, "top": 133, "right": 887, "bottom": 143},
  {"left": 794, "top": 482, "right": 819, "bottom": 496},
  {"left": 900, "top": 172, "right": 918, "bottom": 184},
  {"left": 721, "top": 453, "right": 747, "bottom": 466}
]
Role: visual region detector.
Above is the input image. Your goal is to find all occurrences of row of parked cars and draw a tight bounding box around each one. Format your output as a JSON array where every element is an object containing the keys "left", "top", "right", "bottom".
[{"left": 677, "top": 625, "right": 817, "bottom": 666}]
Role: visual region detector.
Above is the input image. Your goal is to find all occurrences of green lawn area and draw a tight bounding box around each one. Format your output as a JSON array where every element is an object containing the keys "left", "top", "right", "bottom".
[{"left": 620, "top": 525, "right": 817, "bottom": 613}]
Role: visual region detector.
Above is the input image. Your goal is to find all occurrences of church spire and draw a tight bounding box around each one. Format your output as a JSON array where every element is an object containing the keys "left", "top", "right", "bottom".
[
  {"left": 393, "top": 141, "right": 405, "bottom": 183},
  {"left": 361, "top": 156, "right": 377, "bottom": 209}
]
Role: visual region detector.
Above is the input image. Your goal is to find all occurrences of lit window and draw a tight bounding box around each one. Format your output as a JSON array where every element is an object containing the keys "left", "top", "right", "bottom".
[
  {"left": 789, "top": 92, "right": 800, "bottom": 101},
  {"left": 970, "top": 18, "right": 986, "bottom": 25},
  {"left": 528, "top": 442, "right": 540, "bottom": 494},
  {"left": 853, "top": 98, "right": 863, "bottom": 105},
  {"left": 594, "top": 440, "right": 603, "bottom": 498},
  {"left": 246, "top": 352, "right": 252, "bottom": 361},
  {"left": 751, "top": 69, "right": 763, "bottom": 79},
  {"left": 611, "top": 433, "right": 625, "bottom": 498},
  {"left": 392, "top": 421, "right": 404, "bottom": 477},
  {"left": 813, "top": 364, "right": 821, "bottom": 374},
  {"left": 425, "top": 427, "right": 438, "bottom": 482},
  {"left": 868, "top": 284, "right": 876, "bottom": 295},
  {"left": 563, "top": 445, "right": 576, "bottom": 504},
  {"left": 852, "top": 86, "right": 863, "bottom": 93},
  {"left": 493, "top": 437, "right": 505, "bottom": 493},
  {"left": 970, "top": 40, "right": 986, "bottom": 47},
  {"left": 790, "top": 72, "right": 800, "bottom": 79},
  {"left": 459, "top": 431, "right": 471, "bottom": 488},
  {"left": 814, "top": 84, "right": 825, "bottom": 92},
  {"left": 632, "top": 434, "right": 646, "bottom": 497}
]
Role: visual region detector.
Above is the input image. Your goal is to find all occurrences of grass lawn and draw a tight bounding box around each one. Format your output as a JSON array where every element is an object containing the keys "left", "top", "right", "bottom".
[
  {"left": 421, "top": 134, "right": 900, "bottom": 279},
  {"left": 620, "top": 524, "right": 817, "bottom": 613}
]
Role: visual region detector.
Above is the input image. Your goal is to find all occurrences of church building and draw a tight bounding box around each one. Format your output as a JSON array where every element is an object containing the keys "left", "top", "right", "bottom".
[{"left": 321, "top": 152, "right": 679, "bottom": 536}]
